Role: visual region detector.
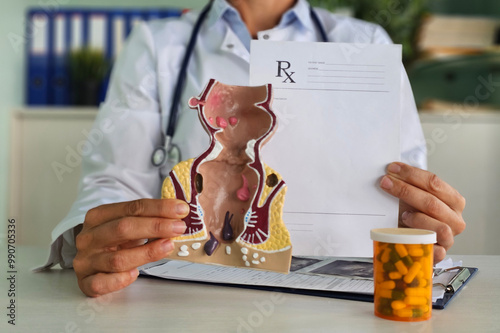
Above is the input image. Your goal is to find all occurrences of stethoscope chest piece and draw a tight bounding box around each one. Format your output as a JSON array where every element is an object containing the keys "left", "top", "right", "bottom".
[
  {"left": 151, "top": 142, "right": 182, "bottom": 168},
  {"left": 167, "top": 144, "right": 181, "bottom": 166},
  {"left": 151, "top": 146, "right": 167, "bottom": 167}
]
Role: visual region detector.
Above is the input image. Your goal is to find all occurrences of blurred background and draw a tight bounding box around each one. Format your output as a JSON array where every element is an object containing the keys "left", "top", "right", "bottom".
[{"left": 2, "top": 0, "right": 499, "bottom": 256}]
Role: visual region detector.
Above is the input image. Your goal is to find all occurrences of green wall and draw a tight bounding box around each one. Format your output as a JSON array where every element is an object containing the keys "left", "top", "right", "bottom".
[{"left": 429, "top": 0, "right": 500, "bottom": 18}]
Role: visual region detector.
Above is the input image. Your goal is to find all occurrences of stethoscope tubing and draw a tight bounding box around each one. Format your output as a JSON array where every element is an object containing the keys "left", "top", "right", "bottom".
[{"left": 151, "top": 1, "right": 213, "bottom": 168}]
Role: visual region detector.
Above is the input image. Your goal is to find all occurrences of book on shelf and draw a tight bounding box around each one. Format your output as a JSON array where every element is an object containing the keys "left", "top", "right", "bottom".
[{"left": 417, "top": 14, "right": 500, "bottom": 58}]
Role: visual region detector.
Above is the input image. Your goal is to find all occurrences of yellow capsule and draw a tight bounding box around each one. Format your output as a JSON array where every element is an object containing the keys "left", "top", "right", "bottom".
[
  {"left": 378, "top": 289, "right": 393, "bottom": 299},
  {"left": 412, "top": 278, "right": 428, "bottom": 288},
  {"left": 376, "top": 243, "right": 388, "bottom": 258},
  {"left": 405, "top": 287, "right": 427, "bottom": 297},
  {"left": 421, "top": 256, "right": 432, "bottom": 278},
  {"left": 379, "top": 280, "right": 396, "bottom": 290},
  {"left": 395, "top": 308, "right": 413, "bottom": 318},
  {"left": 381, "top": 247, "right": 391, "bottom": 263},
  {"left": 408, "top": 247, "right": 424, "bottom": 257},
  {"left": 395, "top": 244, "right": 408, "bottom": 258},
  {"left": 395, "top": 260, "right": 408, "bottom": 275},
  {"left": 378, "top": 242, "right": 388, "bottom": 251},
  {"left": 417, "top": 270, "right": 424, "bottom": 278},
  {"left": 404, "top": 262, "right": 422, "bottom": 284},
  {"left": 389, "top": 271, "right": 402, "bottom": 280},
  {"left": 391, "top": 300, "right": 406, "bottom": 310},
  {"left": 404, "top": 296, "right": 427, "bottom": 306},
  {"left": 375, "top": 272, "right": 385, "bottom": 283}
]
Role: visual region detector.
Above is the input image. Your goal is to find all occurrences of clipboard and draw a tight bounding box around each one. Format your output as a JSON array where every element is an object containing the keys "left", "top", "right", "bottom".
[
  {"left": 139, "top": 258, "right": 478, "bottom": 310},
  {"left": 231, "top": 267, "right": 480, "bottom": 310},
  {"left": 432, "top": 267, "right": 478, "bottom": 309}
]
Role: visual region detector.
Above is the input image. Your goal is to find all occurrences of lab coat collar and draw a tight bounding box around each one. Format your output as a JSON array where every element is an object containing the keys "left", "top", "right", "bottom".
[
  {"left": 207, "top": 0, "right": 231, "bottom": 28},
  {"left": 207, "top": 0, "right": 316, "bottom": 62},
  {"left": 208, "top": 0, "right": 252, "bottom": 50},
  {"left": 220, "top": 26, "right": 251, "bottom": 63},
  {"left": 206, "top": 0, "right": 251, "bottom": 61},
  {"left": 208, "top": 0, "right": 315, "bottom": 32},
  {"left": 280, "top": 0, "right": 316, "bottom": 34}
]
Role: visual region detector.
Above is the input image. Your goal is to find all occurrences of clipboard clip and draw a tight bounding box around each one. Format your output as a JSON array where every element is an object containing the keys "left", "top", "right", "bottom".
[
  {"left": 433, "top": 265, "right": 462, "bottom": 277},
  {"left": 433, "top": 267, "right": 471, "bottom": 294}
]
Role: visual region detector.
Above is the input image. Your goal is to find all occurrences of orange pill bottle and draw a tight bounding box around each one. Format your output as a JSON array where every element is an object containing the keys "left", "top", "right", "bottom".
[{"left": 370, "top": 228, "right": 436, "bottom": 322}]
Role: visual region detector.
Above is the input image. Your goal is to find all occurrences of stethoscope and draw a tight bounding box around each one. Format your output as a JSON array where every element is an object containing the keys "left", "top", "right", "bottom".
[{"left": 151, "top": 1, "right": 329, "bottom": 168}]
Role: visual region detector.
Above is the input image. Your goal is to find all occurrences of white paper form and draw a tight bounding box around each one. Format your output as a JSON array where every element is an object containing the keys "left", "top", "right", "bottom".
[
  {"left": 249, "top": 41, "right": 402, "bottom": 257},
  {"left": 140, "top": 258, "right": 448, "bottom": 302},
  {"left": 140, "top": 258, "right": 374, "bottom": 295}
]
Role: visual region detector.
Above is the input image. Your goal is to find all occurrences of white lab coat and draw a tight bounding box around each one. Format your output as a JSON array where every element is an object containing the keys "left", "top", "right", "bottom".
[{"left": 43, "top": 0, "right": 426, "bottom": 269}]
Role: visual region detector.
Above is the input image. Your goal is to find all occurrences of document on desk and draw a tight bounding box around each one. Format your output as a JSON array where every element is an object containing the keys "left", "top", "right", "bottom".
[
  {"left": 141, "top": 257, "right": 374, "bottom": 296},
  {"left": 249, "top": 41, "right": 402, "bottom": 257},
  {"left": 141, "top": 257, "right": 476, "bottom": 309}
]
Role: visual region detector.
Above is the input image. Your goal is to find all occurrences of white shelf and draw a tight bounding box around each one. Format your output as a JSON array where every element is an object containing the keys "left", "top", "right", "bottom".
[
  {"left": 13, "top": 107, "right": 99, "bottom": 119},
  {"left": 419, "top": 110, "right": 500, "bottom": 124},
  {"left": 9, "top": 107, "right": 98, "bottom": 247},
  {"left": 419, "top": 109, "right": 500, "bottom": 255}
]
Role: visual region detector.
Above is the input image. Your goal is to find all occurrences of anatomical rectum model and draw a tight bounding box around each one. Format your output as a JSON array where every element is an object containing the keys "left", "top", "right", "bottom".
[{"left": 162, "top": 79, "right": 292, "bottom": 273}]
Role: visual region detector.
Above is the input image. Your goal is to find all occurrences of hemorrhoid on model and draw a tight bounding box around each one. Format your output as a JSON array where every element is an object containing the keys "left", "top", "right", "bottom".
[{"left": 162, "top": 79, "right": 292, "bottom": 273}]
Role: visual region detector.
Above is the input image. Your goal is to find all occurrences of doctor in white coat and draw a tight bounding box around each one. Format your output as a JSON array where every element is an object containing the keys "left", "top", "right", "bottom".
[{"left": 45, "top": 0, "right": 466, "bottom": 297}]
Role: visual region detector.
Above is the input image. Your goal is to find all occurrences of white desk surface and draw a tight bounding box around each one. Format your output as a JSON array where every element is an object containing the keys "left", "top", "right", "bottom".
[{"left": 2, "top": 247, "right": 499, "bottom": 332}]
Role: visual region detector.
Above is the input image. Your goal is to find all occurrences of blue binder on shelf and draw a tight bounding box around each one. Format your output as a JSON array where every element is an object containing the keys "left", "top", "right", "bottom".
[
  {"left": 26, "top": 11, "right": 51, "bottom": 105},
  {"left": 67, "top": 10, "right": 85, "bottom": 104},
  {"left": 125, "top": 9, "right": 144, "bottom": 36},
  {"left": 146, "top": 8, "right": 161, "bottom": 20},
  {"left": 160, "top": 8, "right": 184, "bottom": 19},
  {"left": 87, "top": 10, "right": 109, "bottom": 104},
  {"left": 25, "top": 7, "right": 184, "bottom": 106},
  {"left": 108, "top": 9, "right": 126, "bottom": 61},
  {"left": 50, "top": 12, "right": 71, "bottom": 105}
]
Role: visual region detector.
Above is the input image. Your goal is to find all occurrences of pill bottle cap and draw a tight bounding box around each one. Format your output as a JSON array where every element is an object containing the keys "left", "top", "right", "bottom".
[{"left": 370, "top": 228, "right": 436, "bottom": 244}]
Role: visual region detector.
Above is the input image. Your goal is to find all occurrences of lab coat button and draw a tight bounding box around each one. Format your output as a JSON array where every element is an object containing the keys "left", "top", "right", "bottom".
[
  {"left": 226, "top": 43, "right": 234, "bottom": 49},
  {"left": 262, "top": 34, "right": 270, "bottom": 40}
]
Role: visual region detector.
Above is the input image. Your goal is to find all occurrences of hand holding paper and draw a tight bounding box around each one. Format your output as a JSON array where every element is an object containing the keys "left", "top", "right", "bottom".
[
  {"left": 250, "top": 41, "right": 402, "bottom": 257},
  {"left": 380, "top": 162, "right": 466, "bottom": 263}
]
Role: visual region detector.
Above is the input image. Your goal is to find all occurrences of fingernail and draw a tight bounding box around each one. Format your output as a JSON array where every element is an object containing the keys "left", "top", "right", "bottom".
[
  {"left": 130, "top": 269, "right": 139, "bottom": 278},
  {"left": 172, "top": 220, "right": 187, "bottom": 234},
  {"left": 175, "top": 202, "right": 189, "bottom": 215},
  {"left": 161, "top": 240, "right": 174, "bottom": 253},
  {"left": 380, "top": 176, "right": 393, "bottom": 190},
  {"left": 401, "top": 211, "right": 410, "bottom": 221},
  {"left": 388, "top": 163, "right": 401, "bottom": 174}
]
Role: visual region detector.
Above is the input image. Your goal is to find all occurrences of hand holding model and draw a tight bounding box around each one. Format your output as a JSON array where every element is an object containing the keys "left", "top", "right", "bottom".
[{"left": 73, "top": 199, "right": 188, "bottom": 297}]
